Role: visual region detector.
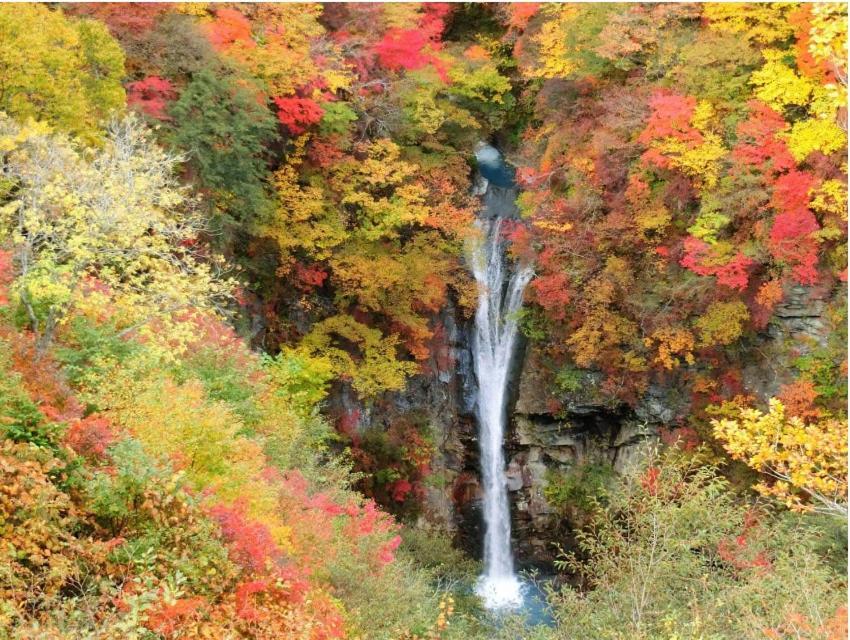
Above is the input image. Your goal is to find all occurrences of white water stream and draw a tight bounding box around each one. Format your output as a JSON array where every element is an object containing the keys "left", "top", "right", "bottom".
[{"left": 469, "top": 146, "right": 533, "bottom": 608}]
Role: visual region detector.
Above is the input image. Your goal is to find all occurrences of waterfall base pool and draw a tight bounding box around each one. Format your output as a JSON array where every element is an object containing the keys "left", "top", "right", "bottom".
[
  {"left": 473, "top": 574, "right": 556, "bottom": 628},
  {"left": 475, "top": 573, "right": 524, "bottom": 609}
]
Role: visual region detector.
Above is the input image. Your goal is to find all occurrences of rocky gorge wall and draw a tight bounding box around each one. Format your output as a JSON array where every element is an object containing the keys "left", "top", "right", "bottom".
[
  {"left": 502, "top": 283, "right": 834, "bottom": 568},
  {"left": 328, "top": 279, "right": 835, "bottom": 572}
]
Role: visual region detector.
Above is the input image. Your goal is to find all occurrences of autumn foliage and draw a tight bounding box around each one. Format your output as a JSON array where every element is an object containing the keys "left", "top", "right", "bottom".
[{"left": 0, "top": 3, "right": 846, "bottom": 639}]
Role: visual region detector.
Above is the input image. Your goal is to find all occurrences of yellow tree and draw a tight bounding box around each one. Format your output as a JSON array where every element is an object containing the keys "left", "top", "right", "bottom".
[
  {"left": 0, "top": 114, "right": 232, "bottom": 347},
  {"left": 713, "top": 398, "right": 848, "bottom": 518},
  {"left": 0, "top": 4, "right": 125, "bottom": 144},
  {"left": 299, "top": 315, "right": 418, "bottom": 398}
]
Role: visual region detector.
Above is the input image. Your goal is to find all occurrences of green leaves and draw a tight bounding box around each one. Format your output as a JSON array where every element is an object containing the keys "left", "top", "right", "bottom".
[{"left": 168, "top": 68, "right": 279, "bottom": 227}]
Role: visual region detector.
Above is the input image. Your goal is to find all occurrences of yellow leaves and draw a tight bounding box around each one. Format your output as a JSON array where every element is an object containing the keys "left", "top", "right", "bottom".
[
  {"left": 174, "top": 3, "right": 209, "bottom": 17},
  {"left": 693, "top": 300, "right": 749, "bottom": 347},
  {"left": 751, "top": 49, "right": 819, "bottom": 111},
  {"left": 690, "top": 100, "right": 717, "bottom": 133},
  {"left": 381, "top": 3, "right": 426, "bottom": 30},
  {"left": 532, "top": 219, "right": 574, "bottom": 234},
  {"left": 712, "top": 398, "right": 848, "bottom": 514},
  {"left": 636, "top": 204, "right": 672, "bottom": 236},
  {"left": 809, "top": 3, "right": 848, "bottom": 75},
  {"left": 527, "top": 5, "right": 581, "bottom": 79},
  {"left": 300, "top": 315, "right": 418, "bottom": 398},
  {"left": 355, "top": 139, "right": 418, "bottom": 187},
  {"left": 330, "top": 140, "right": 430, "bottom": 239},
  {"left": 703, "top": 3, "right": 797, "bottom": 45},
  {"left": 784, "top": 117, "right": 847, "bottom": 162},
  {"left": 663, "top": 133, "right": 727, "bottom": 189},
  {"left": 567, "top": 262, "right": 639, "bottom": 370},
  {"left": 218, "top": 4, "right": 348, "bottom": 98},
  {"left": 1, "top": 114, "right": 233, "bottom": 341},
  {"left": 321, "top": 67, "right": 353, "bottom": 95},
  {"left": 264, "top": 347, "right": 335, "bottom": 417},
  {"left": 644, "top": 327, "right": 696, "bottom": 371},
  {"left": 646, "top": 99, "right": 727, "bottom": 190},
  {"left": 0, "top": 4, "right": 125, "bottom": 144},
  {"left": 330, "top": 244, "right": 408, "bottom": 311},
  {"left": 100, "top": 368, "right": 294, "bottom": 552},
  {"left": 810, "top": 179, "right": 848, "bottom": 222},
  {"left": 0, "top": 117, "right": 52, "bottom": 152},
  {"left": 269, "top": 164, "right": 346, "bottom": 262}
]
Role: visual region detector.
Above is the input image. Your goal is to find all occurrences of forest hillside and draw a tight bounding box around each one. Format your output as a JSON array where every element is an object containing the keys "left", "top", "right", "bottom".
[{"left": 0, "top": 3, "right": 846, "bottom": 639}]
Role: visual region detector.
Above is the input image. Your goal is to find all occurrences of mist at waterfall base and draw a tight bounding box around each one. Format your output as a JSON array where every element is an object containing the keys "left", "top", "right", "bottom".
[{"left": 468, "top": 143, "right": 537, "bottom": 612}]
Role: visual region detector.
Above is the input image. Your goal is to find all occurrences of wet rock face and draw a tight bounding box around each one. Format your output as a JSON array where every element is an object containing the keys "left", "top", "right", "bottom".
[
  {"left": 507, "top": 387, "right": 659, "bottom": 569},
  {"left": 327, "top": 280, "right": 833, "bottom": 570},
  {"left": 504, "top": 282, "right": 833, "bottom": 570}
]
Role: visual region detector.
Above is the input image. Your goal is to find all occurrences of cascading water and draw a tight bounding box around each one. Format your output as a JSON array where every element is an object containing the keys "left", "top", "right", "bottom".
[{"left": 469, "top": 144, "right": 533, "bottom": 610}]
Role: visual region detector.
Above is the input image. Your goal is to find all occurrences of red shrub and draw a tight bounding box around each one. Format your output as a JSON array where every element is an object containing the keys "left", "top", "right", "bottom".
[
  {"left": 0, "top": 249, "right": 12, "bottom": 306},
  {"left": 733, "top": 101, "right": 795, "bottom": 174},
  {"left": 680, "top": 236, "right": 753, "bottom": 290},
  {"left": 65, "top": 414, "right": 115, "bottom": 460},
  {"left": 127, "top": 76, "right": 177, "bottom": 120},
  {"left": 209, "top": 500, "right": 282, "bottom": 572},
  {"left": 274, "top": 97, "right": 325, "bottom": 135},
  {"left": 147, "top": 596, "right": 206, "bottom": 638}
]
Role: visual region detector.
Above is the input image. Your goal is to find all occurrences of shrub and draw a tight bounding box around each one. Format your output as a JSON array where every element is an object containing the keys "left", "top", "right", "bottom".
[
  {"left": 544, "top": 461, "right": 616, "bottom": 516},
  {"left": 544, "top": 453, "right": 847, "bottom": 640}
]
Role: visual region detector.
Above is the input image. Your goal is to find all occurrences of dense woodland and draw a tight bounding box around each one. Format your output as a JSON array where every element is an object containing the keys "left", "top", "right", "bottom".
[{"left": 0, "top": 3, "right": 847, "bottom": 639}]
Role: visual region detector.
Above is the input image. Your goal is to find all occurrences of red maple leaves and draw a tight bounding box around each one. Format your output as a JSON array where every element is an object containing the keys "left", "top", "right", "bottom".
[
  {"left": 273, "top": 96, "right": 325, "bottom": 135},
  {"left": 680, "top": 237, "right": 754, "bottom": 291},
  {"left": 768, "top": 171, "right": 821, "bottom": 284},
  {"left": 127, "top": 76, "right": 176, "bottom": 120}
]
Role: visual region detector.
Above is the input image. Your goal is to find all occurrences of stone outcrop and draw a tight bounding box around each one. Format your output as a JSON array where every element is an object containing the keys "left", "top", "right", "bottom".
[
  {"left": 506, "top": 344, "right": 661, "bottom": 568},
  {"left": 502, "top": 282, "right": 833, "bottom": 569},
  {"left": 329, "top": 281, "right": 834, "bottom": 573}
]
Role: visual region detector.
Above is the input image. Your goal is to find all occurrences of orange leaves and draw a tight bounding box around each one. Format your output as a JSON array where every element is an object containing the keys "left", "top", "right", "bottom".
[
  {"left": 206, "top": 7, "right": 254, "bottom": 52},
  {"left": 503, "top": 3, "right": 540, "bottom": 31},
  {"left": 644, "top": 327, "right": 695, "bottom": 371},
  {"left": 147, "top": 596, "right": 207, "bottom": 638},
  {"left": 752, "top": 279, "right": 784, "bottom": 327},
  {"left": 64, "top": 414, "right": 115, "bottom": 460},
  {"left": 755, "top": 279, "right": 783, "bottom": 310},
  {"left": 640, "top": 465, "right": 661, "bottom": 495},
  {"left": 638, "top": 92, "right": 700, "bottom": 146},
  {"left": 463, "top": 44, "right": 491, "bottom": 61},
  {"left": 1, "top": 327, "right": 82, "bottom": 423},
  {"left": 777, "top": 380, "right": 822, "bottom": 421},
  {"left": 764, "top": 607, "right": 849, "bottom": 640},
  {"left": 0, "top": 440, "right": 84, "bottom": 603}
]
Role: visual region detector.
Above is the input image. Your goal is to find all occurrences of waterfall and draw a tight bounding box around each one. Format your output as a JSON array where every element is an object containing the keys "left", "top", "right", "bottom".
[{"left": 469, "top": 145, "right": 533, "bottom": 609}]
